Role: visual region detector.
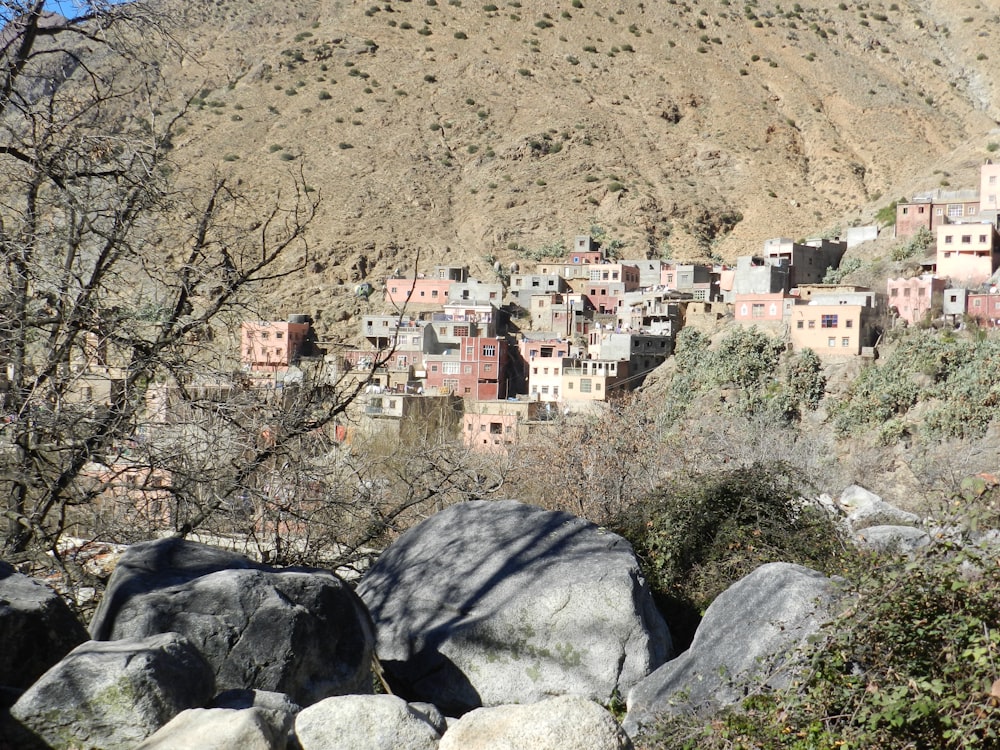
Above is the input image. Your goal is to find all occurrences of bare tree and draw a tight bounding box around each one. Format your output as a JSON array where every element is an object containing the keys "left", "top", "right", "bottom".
[{"left": 0, "top": 2, "right": 358, "bottom": 580}]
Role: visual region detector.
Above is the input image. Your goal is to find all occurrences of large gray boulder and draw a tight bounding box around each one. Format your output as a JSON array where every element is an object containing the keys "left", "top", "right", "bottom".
[
  {"left": 358, "top": 500, "right": 670, "bottom": 715},
  {"left": 8, "top": 632, "right": 214, "bottom": 750},
  {"left": 294, "top": 694, "right": 441, "bottom": 750},
  {"left": 89, "top": 538, "right": 374, "bottom": 706},
  {"left": 839, "top": 485, "right": 920, "bottom": 531},
  {"left": 437, "top": 695, "right": 632, "bottom": 750},
  {"left": 135, "top": 707, "right": 286, "bottom": 750},
  {"left": 624, "top": 563, "right": 842, "bottom": 738},
  {"left": 0, "top": 561, "right": 88, "bottom": 691}
]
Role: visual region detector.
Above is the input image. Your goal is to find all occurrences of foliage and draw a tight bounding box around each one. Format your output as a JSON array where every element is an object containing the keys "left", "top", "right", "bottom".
[
  {"left": 822, "top": 255, "right": 862, "bottom": 283},
  {"left": 641, "top": 545, "right": 1000, "bottom": 750},
  {"left": 832, "top": 329, "right": 1000, "bottom": 442},
  {"left": 614, "top": 463, "right": 847, "bottom": 649},
  {"left": 786, "top": 348, "right": 826, "bottom": 412},
  {"left": 876, "top": 198, "right": 905, "bottom": 227},
  {"left": 890, "top": 226, "right": 933, "bottom": 261}
]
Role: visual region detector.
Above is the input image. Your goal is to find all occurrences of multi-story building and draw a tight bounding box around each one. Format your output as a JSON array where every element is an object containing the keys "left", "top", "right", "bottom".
[
  {"left": 886, "top": 275, "right": 945, "bottom": 326},
  {"left": 587, "top": 330, "right": 673, "bottom": 385},
  {"left": 462, "top": 398, "right": 550, "bottom": 454},
  {"left": 241, "top": 318, "right": 311, "bottom": 375},
  {"left": 895, "top": 189, "right": 981, "bottom": 239},
  {"left": 423, "top": 336, "right": 510, "bottom": 400},
  {"left": 788, "top": 290, "right": 885, "bottom": 357},
  {"left": 936, "top": 223, "right": 1000, "bottom": 286},
  {"left": 763, "top": 237, "right": 848, "bottom": 287},
  {"left": 384, "top": 266, "right": 468, "bottom": 307},
  {"left": 508, "top": 273, "right": 569, "bottom": 308}
]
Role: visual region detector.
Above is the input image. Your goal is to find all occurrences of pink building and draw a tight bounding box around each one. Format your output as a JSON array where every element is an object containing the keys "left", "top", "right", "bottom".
[
  {"left": 886, "top": 275, "right": 945, "bottom": 326},
  {"left": 936, "top": 224, "right": 1000, "bottom": 286},
  {"left": 385, "top": 266, "right": 468, "bottom": 307},
  {"left": 241, "top": 320, "right": 310, "bottom": 373},
  {"left": 732, "top": 292, "right": 794, "bottom": 324},
  {"left": 965, "top": 292, "right": 1000, "bottom": 326}
]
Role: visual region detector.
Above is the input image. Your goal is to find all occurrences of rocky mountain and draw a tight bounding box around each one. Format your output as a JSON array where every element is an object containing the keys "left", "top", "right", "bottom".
[{"left": 126, "top": 0, "right": 999, "bottom": 334}]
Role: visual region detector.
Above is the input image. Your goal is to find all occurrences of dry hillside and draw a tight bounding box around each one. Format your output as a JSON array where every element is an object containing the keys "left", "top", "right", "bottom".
[{"left": 128, "top": 0, "right": 1000, "bottom": 336}]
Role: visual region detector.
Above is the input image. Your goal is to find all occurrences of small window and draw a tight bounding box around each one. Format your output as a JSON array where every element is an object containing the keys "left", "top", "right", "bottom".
[
  {"left": 842, "top": 337, "right": 850, "bottom": 347},
  {"left": 962, "top": 235, "right": 972, "bottom": 244},
  {"left": 846, "top": 320, "right": 853, "bottom": 328},
  {"left": 808, "top": 320, "right": 816, "bottom": 329},
  {"left": 944, "top": 235, "right": 953, "bottom": 244},
  {"left": 579, "top": 379, "right": 592, "bottom": 393},
  {"left": 828, "top": 337, "right": 836, "bottom": 348},
  {"left": 275, "top": 332, "right": 284, "bottom": 339},
  {"left": 903, "top": 288, "right": 911, "bottom": 298},
  {"left": 890, "top": 288, "right": 899, "bottom": 297},
  {"left": 821, "top": 315, "right": 838, "bottom": 328},
  {"left": 796, "top": 320, "right": 804, "bottom": 329}
]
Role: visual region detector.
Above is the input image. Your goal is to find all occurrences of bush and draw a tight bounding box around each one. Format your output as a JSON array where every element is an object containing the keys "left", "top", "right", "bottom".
[{"left": 614, "top": 463, "right": 846, "bottom": 649}]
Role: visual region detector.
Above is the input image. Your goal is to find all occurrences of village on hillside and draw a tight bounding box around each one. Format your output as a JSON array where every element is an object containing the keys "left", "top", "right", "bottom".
[
  {"left": 224, "top": 161, "right": 1000, "bottom": 449},
  {"left": 47, "top": 160, "right": 1000, "bottom": 531}
]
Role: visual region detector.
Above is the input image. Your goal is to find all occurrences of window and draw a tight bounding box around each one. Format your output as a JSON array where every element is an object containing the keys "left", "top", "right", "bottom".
[
  {"left": 482, "top": 344, "right": 496, "bottom": 357},
  {"left": 553, "top": 386, "right": 559, "bottom": 397},
  {"left": 466, "top": 345, "right": 474, "bottom": 357},
  {"left": 808, "top": 320, "right": 816, "bottom": 329},
  {"left": 903, "top": 288, "right": 911, "bottom": 298},
  {"left": 467, "top": 423, "right": 473, "bottom": 431},
  {"left": 442, "top": 361, "right": 461, "bottom": 374},
  {"left": 902, "top": 207, "right": 909, "bottom": 215},
  {"left": 567, "top": 382, "right": 574, "bottom": 390},
  {"left": 962, "top": 235, "right": 972, "bottom": 244},
  {"left": 821, "top": 314, "right": 838, "bottom": 328},
  {"left": 846, "top": 319, "right": 853, "bottom": 328},
  {"left": 540, "top": 386, "right": 549, "bottom": 395},
  {"left": 431, "top": 365, "right": 439, "bottom": 372},
  {"left": 935, "top": 207, "right": 944, "bottom": 216},
  {"left": 260, "top": 331, "right": 270, "bottom": 339},
  {"left": 842, "top": 337, "right": 850, "bottom": 347},
  {"left": 981, "top": 235, "right": 989, "bottom": 243},
  {"left": 828, "top": 337, "right": 836, "bottom": 348},
  {"left": 944, "top": 235, "right": 953, "bottom": 244},
  {"left": 751, "top": 303, "right": 765, "bottom": 319},
  {"left": 796, "top": 320, "right": 804, "bottom": 329},
  {"left": 890, "top": 288, "right": 899, "bottom": 297},
  {"left": 969, "top": 206, "right": 978, "bottom": 215},
  {"left": 454, "top": 325, "right": 469, "bottom": 337},
  {"left": 464, "top": 365, "right": 473, "bottom": 374},
  {"left": 579, "top": 379, "right": 592, "bottom": 393},
  {"left": 483, "top": 363, "right": 493, "bottom": 372},
  {"left": 275, "top": 332, "right": 283, "bottom": 339},
  {"left": 974, "top": 298, "right": 982, "bottom": 308},
  {"left": 948, "top": 204, "right": 964, "bottom": 218},
  {"left": 992, "top": 176, "right": 998, "bottom": 186}
]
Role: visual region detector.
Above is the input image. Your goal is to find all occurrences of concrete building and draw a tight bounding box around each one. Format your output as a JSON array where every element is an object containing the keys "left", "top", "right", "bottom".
[
  {"left": 241, "top": 318, "right": 311, "bottom": 376},
  {"left": 727, "top": 256, "right": 792, "bottom": 301},
  {"left": 763, "top": 237, "right": 848, "bottom": 287},
  {"left": 508, "top": 273, "right": 569, "bottom": 308},
  {"left": 463, "top": 398, "right": 550, "bottom": 454},
  {"left": 385, "top": 266, "right": 468, "bottom": 307},
  {"left": 788, "top": 291, "right": 884, "bottom": 357},
  {"left": 732, "top": 292, "right": 795, "bottom": 326},
  {"left": 423, "top": 336, "right": 510, "bottom": 400},
  {"left": 936, "top": 223, "right": 1000, "bottom": 286},
  {"left": 587, "top": 330, "right": 673, "bottom": 385},
  {"left": 886, "top": 275, "right": 945, "bottom": 326}
]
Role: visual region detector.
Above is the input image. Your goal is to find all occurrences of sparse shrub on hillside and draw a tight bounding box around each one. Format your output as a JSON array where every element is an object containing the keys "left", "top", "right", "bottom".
[
  {"left": 822, "top": 255, "right": 861, "bottom": 283},
  {"left": 786, "top": 347, "right": 826, "bottom": 412}
]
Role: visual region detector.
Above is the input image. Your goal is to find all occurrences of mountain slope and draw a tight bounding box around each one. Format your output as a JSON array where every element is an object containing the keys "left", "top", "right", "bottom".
[{"left": 134, "top": 0, "right": 1000, "bottom": 330}]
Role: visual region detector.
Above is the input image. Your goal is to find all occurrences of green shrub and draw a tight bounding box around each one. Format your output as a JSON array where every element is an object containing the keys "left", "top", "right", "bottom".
[{"left": 614, "top": 463, "right": 846, "bottom": 649}]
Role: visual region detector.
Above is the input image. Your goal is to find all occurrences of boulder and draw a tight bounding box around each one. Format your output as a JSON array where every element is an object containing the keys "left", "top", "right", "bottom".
[
  {"left": 0, "top": 561, "right": 88, "bottom": 691},
  {"left": 211, "top": 689, "right": 301, "bottom": 750},
  {"left": 624, "top": 563, "right": 842, "bottom": 738},
  {"left": 135, "top": 707, "right": 285, "bottom": 750},
  {"left": 854, "top": 524, "right": 931, "bottom": 553},
  {"left": 294, "top": 694, "right": 441, "bottom": 750},
  {"left": 8, "top": 632, "right": 214, "bottom": 750},
  {"left": 838, "top": 485, "right": 920, "bottom": 531},
  {"left": 437, "top": 695, "right": 632, "bottom": 750},
  {"left": 89, "top": 538, "right": 374, "bottom": 706},
  {"left": 358, "top": 500, "right": 670, "bottom": 715}
]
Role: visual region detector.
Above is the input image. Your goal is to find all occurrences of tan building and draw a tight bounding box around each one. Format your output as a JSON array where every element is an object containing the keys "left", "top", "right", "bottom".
[{"left": 788, "top": 301, "right": 880, "bottom": 357}]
